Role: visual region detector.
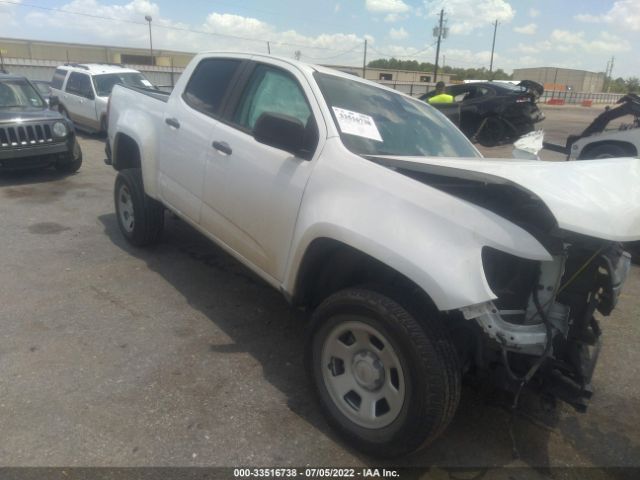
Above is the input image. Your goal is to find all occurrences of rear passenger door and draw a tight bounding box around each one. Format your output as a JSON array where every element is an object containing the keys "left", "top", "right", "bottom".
[
  {"left": 157, "top": 57, "right": 244, "bottom": 223},
  {"left": 64, "top": 72, "right": 98, "bottom": 129},
  {"left": 201, "top": 61, "right": 323, "bottom": 281}
]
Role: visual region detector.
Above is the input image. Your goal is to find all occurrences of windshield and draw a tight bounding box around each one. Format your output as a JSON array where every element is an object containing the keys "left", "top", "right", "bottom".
[
  {"left": 315, "top": 72, "right": 479, "bottom": 158},
  {"left": 0, "top": 79, "right": 45, "bottom": 109},
  {"left": 92, "top": 72, "right": 153, "bottom": 97}
]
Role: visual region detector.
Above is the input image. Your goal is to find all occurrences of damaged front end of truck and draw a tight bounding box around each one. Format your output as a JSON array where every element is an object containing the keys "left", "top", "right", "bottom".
[
  {"left": 468, "top": 240, "right": 630, "bottom": 411},
  {"left": 371, "top": 154, "right": 639, "bottom": 412}
]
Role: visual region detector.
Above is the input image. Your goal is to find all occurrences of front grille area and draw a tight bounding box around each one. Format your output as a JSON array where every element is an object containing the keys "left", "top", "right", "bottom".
[{"left": 0, "top": 123, "right": 54, "bottom": 148}]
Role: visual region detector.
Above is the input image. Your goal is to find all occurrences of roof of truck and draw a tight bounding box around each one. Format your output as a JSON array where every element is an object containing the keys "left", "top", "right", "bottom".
[{"left": 57, "top": 63, "right": 141, "bottom": 75}]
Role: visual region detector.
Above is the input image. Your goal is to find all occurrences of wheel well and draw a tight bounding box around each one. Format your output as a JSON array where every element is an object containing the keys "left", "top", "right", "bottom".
[
  {"left": 292, "top": 238, "right": 437, "bottom": 312},
  {"left": 113, "top": 134, "right": 141, "bottom": 170},
  {"left": 580, "top": 140, "right": 637, "bottom": 158}
]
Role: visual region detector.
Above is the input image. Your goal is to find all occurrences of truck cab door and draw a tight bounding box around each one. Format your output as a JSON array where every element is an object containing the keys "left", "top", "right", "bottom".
[
  {"left": 157, "top": 58, "right": 244, "bottom": 224},
  {"left": 201, "top": 61, "right": 323, "bottom": 281}
]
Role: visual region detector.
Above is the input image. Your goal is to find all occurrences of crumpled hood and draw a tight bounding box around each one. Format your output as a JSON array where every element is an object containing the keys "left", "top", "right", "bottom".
[{"left": 372, "top": 155, "right": 640, "bottom": 242}]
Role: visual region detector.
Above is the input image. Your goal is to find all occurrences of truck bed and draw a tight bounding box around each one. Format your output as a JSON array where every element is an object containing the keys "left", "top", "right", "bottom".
[{"left": 120, "top": 85, "right": 170, "bottom": 103}]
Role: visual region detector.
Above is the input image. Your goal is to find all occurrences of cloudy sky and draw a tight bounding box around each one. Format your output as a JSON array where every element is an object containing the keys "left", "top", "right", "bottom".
[{"left": 1, "top": 0, "right": 637, "bottom": 77}]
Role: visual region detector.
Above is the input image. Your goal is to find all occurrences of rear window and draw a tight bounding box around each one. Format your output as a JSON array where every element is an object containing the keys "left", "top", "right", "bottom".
[
  {"left": 183, "top": 58, "right": 242, "bottom": 117},
  {"left": 51, "top": 69, "right": 67, "bottom": 90}
]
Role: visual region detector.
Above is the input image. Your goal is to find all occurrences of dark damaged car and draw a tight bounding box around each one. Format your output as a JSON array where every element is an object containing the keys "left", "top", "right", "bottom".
[
  {"left": 421, "top": 80, "right": 545, "bottom": 146},
  {"left": 0, "top": 73, "right": 82, "bottom": 173}
]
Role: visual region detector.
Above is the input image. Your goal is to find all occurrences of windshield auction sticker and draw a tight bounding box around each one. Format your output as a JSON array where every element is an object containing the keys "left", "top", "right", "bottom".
[{"left": 332, "top": 107, "right": 383, "bottom": 142}]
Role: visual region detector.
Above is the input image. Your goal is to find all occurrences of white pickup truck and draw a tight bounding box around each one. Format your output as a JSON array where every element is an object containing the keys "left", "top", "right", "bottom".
[{"left": 106, "top": 52, "right": 640, "bottom": 457}]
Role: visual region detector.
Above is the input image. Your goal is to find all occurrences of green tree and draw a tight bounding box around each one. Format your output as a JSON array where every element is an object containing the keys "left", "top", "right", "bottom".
[{"left": 367, "top": 57, "right": 513, "bottom": 81}]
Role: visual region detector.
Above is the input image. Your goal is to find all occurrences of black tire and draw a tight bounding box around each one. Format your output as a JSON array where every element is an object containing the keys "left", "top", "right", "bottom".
[
  {"left": 579, "top": 143, "right": 631, "bottom": 159},
  {"left": 55, "top": 138, "right": 83, "bottom": 173},
  {"left": 114, "top": 168, "right": 164, "bottom": 246},
  {"left": 477, "top": 116, "right": 505, "bottom": 147},
  {"left": 306, "top": 287, "right": 461, "bottom": 457}
]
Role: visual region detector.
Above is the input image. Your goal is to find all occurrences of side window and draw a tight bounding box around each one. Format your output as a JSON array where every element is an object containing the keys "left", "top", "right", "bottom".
[
  {"left": 183, "top": 58, "right": 242, "bottom": 117},
  {"left": 66, "top": 72, "right": 93, "bottom": 99},
  {"left": 476, "top": 86, "right": 492, "bottom": 98},
  {"left": 51, "top": 69, "right": 67, "bottom": 90},
  {"left": 234, "top": 65, "right": 312, "bottom": 131}
]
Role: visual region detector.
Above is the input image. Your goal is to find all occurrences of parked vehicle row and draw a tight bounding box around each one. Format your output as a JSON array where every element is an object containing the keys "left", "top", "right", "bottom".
[{"left": 106, "top": 53, "right": 640, "bottom": 457}]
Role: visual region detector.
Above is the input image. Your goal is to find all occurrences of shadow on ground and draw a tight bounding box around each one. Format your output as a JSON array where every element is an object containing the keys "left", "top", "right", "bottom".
[{"left": 97, "top": 211, "right": 637, "bottom": 476}]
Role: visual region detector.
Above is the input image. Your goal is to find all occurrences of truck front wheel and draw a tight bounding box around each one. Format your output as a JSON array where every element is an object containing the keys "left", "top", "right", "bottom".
[
  {"left": 114, "top": 169, "right": 164, "bottom": 246},
  {"left": 306, "top": 288, "right": 461, "bottom": 457}
]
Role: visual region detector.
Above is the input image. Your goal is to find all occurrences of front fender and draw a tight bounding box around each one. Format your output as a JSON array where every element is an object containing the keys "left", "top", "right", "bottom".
[{"left": 283, "top": 141, "right": 552, "bottom": 311}]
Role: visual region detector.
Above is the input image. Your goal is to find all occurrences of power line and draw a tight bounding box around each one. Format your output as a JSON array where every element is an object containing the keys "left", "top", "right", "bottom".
[{"left": 0, "top": 0, "right": 365, "bottom": 53}]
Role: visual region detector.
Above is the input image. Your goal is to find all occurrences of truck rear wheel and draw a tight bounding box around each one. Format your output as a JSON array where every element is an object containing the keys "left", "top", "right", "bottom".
[
  {"left": 306, "top": 287, "right": 461, "bottom": 457},
  {"left": 114, "top": 169, "right": 164, "bottom": 246}
]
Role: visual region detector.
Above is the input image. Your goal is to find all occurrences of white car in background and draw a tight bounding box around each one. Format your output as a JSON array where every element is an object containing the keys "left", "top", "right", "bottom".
[{"left": 50, "top": 63, "right": 154, "bottom": 134}]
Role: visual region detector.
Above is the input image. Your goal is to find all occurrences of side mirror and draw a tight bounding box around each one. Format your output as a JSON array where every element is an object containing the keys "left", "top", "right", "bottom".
[
  {"left": 49, "top": 95, "right": 59, "bottom": 108},
  {"left": 85, "top": 91, "right": 95, "bottom": 100},
  {"left": 254, "top": 112, "right": 306, "bottom": 157}
]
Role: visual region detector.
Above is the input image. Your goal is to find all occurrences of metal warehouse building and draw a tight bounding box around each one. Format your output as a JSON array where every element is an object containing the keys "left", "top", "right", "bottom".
[{"left": 512, "top": 67, "right": 605, "bottom": 93}]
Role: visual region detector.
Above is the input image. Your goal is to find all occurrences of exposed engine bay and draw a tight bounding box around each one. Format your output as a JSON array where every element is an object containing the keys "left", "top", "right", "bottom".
[{"left": 468, "top": 243, "right": 630, "bottom": 411}]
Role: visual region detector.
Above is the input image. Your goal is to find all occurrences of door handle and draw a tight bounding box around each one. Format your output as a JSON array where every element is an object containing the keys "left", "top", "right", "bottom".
[
  {"left": 212, "top": 141, "right": 232, "bottom": 155},
  {"left": 165, "top": 117, "right": 180, "bottom": 129}
]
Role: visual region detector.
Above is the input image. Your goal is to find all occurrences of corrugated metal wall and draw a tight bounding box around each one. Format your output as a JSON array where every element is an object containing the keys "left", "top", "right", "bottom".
[{"left": 2, "top": 58, "right": 183, "bottom": 87}]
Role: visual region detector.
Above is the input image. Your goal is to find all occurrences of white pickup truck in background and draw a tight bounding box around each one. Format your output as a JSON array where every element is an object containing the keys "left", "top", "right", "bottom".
[{"left": 106, "top": 52, "right": 640, "bottom": 457}]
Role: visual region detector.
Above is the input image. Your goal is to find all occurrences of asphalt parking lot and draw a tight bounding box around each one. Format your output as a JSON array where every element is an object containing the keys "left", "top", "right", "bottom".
[{"left": 1, "top": 105, "right": 638, "bottom": 475}]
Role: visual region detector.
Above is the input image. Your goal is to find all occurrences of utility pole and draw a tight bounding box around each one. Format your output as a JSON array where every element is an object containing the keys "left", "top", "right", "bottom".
[
  {"left": 607, "top": 56, "right": 615, "bottom": 93},
  {"left": 433, "top": 9, "right": 445, "bottom": 83},
  {"left": 362, "top": 39, "right": 368, "bottom": 79},
  {"left": 145, "top": 15, "right": 153, "bottom": 65},
  {"left": 267, "top": 41, "right": 271, "bottom": 54},
  {"left": 489, "top": 19, "right": 498, "bottom": 78}
]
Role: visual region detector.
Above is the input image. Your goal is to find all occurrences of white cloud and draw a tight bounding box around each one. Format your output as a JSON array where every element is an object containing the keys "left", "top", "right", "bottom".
[
  {"left": 365, "top": 0, "right": 410, "bottom": 14},
  {"left": 513, "top": 23, "right": 537, "bottom": 35},
  {"left": 22, "top": 0, "right": 372, "bottom": 65},
  {"left": 384, "top": 12, "right": 409, "bottom": 22},
  {"left": 334, "top": 3, "right": 341, "bottom": 13},
  {"left": 388, "top": 27, "right": 408, "bottom": 40},
  {"left": 0, "top": 0, "right": 23, "bottom": 27},
  {"left": 575, "top": 0, "right": 640, "bottom": 31},
  {"left": 550, "top": 29, "right": 631, "bottom": 53},
  {"left": 528, "top": 8, "right": 539, "bottom": 18},
  {"left": 423, "top": 0, "right": 515, "bottom": 34}
]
